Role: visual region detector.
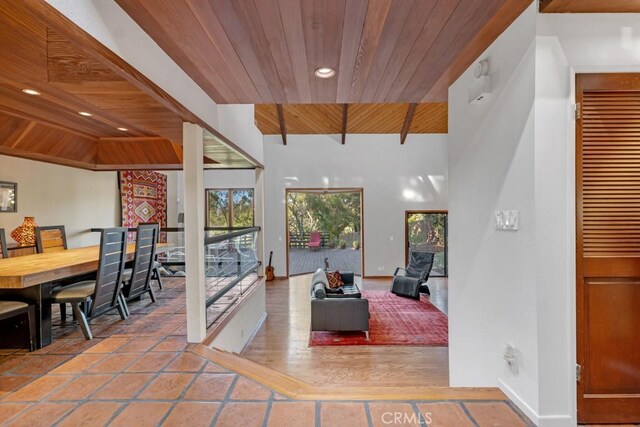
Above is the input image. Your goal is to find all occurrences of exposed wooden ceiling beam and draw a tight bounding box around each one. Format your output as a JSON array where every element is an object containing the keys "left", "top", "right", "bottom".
[
  {"left": 341, "top": 104, "right": 348, "bottom": 145},
  {"left": 276, "top": 103, "right": 286, "bottom": 145},
  {"left": 400, "top": 103, "right": 417, "bottom": 145}
]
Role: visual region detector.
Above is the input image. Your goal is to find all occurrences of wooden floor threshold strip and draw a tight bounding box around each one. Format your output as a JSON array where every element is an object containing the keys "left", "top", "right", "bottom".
[{"left": 190, "top": 344, "right": 507, "bottom": 401}]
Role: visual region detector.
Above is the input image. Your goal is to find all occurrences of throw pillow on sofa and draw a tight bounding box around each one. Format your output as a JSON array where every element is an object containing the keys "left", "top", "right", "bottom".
[{"left": 326, "top": 271, "right": 344, "bottom": 289}]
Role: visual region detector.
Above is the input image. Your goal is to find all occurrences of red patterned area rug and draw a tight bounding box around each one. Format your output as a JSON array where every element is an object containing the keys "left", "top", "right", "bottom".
[
  {"left": 119, "top": 171, "right": 167, "bottom": 242},
  {"left": 309, "top": 290, "right": 448, "bottom": 347}
]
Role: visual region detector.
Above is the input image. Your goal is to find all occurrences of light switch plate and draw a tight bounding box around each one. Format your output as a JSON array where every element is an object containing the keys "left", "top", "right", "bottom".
[{"left": 495, "top": 210, "right": 519, "bottom": 231}]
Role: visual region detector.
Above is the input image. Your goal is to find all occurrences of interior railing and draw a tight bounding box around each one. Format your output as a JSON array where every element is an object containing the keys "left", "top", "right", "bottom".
[{"left": 91, "top": 226, "right": 262, "bottom": 327}]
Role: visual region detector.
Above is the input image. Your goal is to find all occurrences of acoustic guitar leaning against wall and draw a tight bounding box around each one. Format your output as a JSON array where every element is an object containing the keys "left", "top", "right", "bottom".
[{"left": 265, "top": 251, "right": 275, "bottom": 281}]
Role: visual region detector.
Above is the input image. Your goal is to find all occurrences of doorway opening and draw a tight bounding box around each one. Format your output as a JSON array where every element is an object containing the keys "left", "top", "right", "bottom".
[
  {"left": 286, "top": 188, "right": 363, "bottom": 277},
  {"left": 405, "top": 211, "right": 448, "bottom": 277}
]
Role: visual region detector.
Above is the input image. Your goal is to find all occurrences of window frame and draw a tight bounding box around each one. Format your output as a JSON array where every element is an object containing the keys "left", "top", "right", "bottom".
[{"left": 205, "top": 188, "right": 255, "bottom": 228}]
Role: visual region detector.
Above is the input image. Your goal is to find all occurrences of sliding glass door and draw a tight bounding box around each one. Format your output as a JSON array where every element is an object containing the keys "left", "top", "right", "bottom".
[{"left": 405, "top": 211, "right": 447, "bottom": 277}]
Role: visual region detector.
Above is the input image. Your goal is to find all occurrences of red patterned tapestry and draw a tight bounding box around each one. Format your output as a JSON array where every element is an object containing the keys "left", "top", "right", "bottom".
[{"left": 119, "top": 171, "right": 167, "bottom": 242}]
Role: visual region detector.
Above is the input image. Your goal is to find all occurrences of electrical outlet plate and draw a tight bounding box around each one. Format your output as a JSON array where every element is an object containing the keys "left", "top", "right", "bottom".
[{"left": 495, "top": 210, "right": 519, "bottom": 231}]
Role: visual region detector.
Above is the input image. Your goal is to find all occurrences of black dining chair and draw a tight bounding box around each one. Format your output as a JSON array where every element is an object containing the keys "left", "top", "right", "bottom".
[
  {"left": 49, "top": 228, "right": 129, "bottom": 340},
  {"left": 0, "top": 228, "right": 9, "bottom": 259},
  {"left": 122, "top": 223, "right": 158, "bottom": 308},
  {"left": 0, "top": 301, "right": 36, "bottom": 351},
  {"left": 139, "top": 222, "right": 163, "bottom": 290}
]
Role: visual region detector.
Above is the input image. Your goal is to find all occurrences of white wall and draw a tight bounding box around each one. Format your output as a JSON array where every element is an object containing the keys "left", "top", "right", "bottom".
[
  {"left": 449, "top": 5, "right": 640, "bottom": 426},
  {"left": 211, "top": 284, "right": 266, "bottom": 353},
  {"left": 538, "top": 13, "right": 640, "bottom": 73},
  {"left": 448, "top": 4, "right": 540, "bottom": 420},
  {"left": 533, "top": 35, "right": 574, "bottom": 427},
  {"left": 263, "top": 133, "right": 448, "bottom": 277},
  {"left": 216, "top": 105, "right": 264, "bottom": 166},
  {"left": 46, "top": 0, "right": 264, "bottom": 165},
  {"left": 0, "top": 156, "right": 119, "bottom": 247}
]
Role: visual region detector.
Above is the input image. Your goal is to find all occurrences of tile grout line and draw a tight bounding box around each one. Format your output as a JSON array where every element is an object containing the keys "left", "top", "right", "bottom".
[
  {"left": 260, "top": 391, "right": 275, "bottom": 427},
  {"left": 156, "top": 352, "right": 210, "bottom": 425},
  {"left": 460, "top": 402, "right": 480, "bottom": 427},
  {"left": 43, "top": 334, "right": 173, "bottom": 427},
  {"left": 315, "top": 401, "right": 321, "bottom": 427},
  {"left": 209, "top": 374, "right": 239, "bottom": 426},
  {"left": 101, "top": 340, "right": 183, "bottom": 425},
  {"left": 364, "top": 401, "right": 374, "bottom": 427}
]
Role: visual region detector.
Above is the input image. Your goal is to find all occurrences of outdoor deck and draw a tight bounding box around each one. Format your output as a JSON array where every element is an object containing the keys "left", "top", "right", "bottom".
[{"left": 289, "top": 248, "right": 361, "bottom": 275}]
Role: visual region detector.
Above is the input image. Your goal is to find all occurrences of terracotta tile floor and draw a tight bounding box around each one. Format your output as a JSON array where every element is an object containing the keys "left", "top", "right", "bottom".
[{"left": 0, "top": 278, "right": 534, "bottom": 426}]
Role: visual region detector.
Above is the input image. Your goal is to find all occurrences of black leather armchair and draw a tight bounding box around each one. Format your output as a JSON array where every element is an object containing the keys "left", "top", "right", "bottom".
[{"left": 391, "top": 251, "right": 435, "bottom": 299}]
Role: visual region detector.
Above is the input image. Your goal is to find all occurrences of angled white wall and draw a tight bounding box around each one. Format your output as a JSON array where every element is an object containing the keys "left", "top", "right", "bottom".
[
  {"left": 263, "top": 133, "right": 448, "bottom": 278},
  {"left": 448, "top": 3, "right": 539, "bottom": 420}
]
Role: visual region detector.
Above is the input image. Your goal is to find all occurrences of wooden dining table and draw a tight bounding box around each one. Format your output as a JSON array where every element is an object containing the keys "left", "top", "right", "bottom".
[{"left": 0, "top": 243, "right": 170, "bottom": 348}]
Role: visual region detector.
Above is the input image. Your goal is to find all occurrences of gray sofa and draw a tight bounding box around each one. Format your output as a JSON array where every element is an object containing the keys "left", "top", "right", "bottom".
[{"left": 310, "top": 269, "right": 370, "bottom": 340}]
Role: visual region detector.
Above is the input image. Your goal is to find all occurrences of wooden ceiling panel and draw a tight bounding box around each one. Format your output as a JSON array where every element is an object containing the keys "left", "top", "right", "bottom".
[
  {"left": 0, "top": 1, "right": 47, "bottom": 83},
  {"left": 116, "top": 0, "right": 534, "bottom": 104},
  {"left": 97, "top": 138, "right": 182, "bottom": 168},
  {"left": 254, "top": 104, "right": 281, "bottom": 134},
  {"left": 409, "top": 103, "right": 448, "bottom": 134},
  {"left": 255, "top": 103, "right": 447, "bottom": 135},
  {"left": 395, "top": 0, "right": 504, "bottom": 102},
  {"left": 347, "top": 104, "right": 408, "bottom": 134},
  {"left": 47, "top": 29, "right": 121, "bottom": 83},
  {"left": 0, "top": 1, "right": 260, "bottom": 170},
  {"left": 283, "top": 104, "right": 343, "bottom": 134},
  {"left": 540, "top": 0, "right": 640, "bottom": 12},
  {"left": 0, "top": 112, "right": 96, "bottom": 166}
]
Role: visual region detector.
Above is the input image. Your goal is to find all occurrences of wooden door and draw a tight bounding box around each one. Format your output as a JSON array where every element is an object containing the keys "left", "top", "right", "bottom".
[{"left": 576, "top": 73, "right": 640, "bottom": 423}]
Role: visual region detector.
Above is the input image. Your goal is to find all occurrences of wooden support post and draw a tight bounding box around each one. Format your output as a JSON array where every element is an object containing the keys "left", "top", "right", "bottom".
[{"left": 183, "top": 122, "right": 206, "bottom": 343}]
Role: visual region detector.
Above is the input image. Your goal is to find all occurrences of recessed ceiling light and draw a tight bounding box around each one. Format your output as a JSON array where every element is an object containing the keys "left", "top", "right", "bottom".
[
  {"left": 22, "top": 88, "right": 41, "bottom": 96},
  {"left": 117, "top": 127, "right": 128, "bottom": 131},
  {"left": 78, "top": 111, "right": 92, "bottom": 117},
  {"left": 314, "top": 67, "right": 336, "bottom": 79}
]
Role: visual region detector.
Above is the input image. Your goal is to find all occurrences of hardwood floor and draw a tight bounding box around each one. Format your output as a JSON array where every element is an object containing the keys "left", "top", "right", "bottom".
[{"left": 242, "top": 275, "right": 450, "bottom": 388}]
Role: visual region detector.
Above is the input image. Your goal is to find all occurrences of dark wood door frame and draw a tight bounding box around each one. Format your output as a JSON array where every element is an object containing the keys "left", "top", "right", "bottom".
[
  {"left": 285, "top": 188, "right": 364, "bottom": 278},
  {"left": 404, "top": 210, "right": 448, "bottom": 277}
]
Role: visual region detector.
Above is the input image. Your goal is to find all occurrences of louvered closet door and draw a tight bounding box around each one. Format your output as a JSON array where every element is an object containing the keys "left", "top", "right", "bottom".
[{"left": 576, "top": 74, "right": 640, "bottom": 424}]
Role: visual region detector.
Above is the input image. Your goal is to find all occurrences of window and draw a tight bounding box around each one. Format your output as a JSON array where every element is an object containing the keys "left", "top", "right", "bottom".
[{"left": 206, "top": 189, "right": 254, "bottom": 228}]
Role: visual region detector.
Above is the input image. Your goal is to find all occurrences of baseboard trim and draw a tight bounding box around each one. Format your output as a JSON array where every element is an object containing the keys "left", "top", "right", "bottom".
[
  {"left": 498, "top": 379, "right": 539, "bottom": 425},
  {"left": 362, "top": 275, "right": 392, "bottom": 279},
  {"left": 537, "top": 414, "right": 574, "bottom": 427},
  {"left": 192, "top": 344, "right": 507, "bottom": 401}
]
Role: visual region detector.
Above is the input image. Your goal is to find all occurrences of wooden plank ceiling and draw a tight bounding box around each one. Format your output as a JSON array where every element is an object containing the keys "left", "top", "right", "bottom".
[
  {"left": 254, "top": 103, "right": 448, "bottom": 137},
  {"left": 116, "top": 0, "right": 533, "bottom": 104},
  {"left": 0, "top": 1, "right": 257, "bottom": 170},
  {"left": 540, "top": 0, "right": 640, "bottom": 12}
]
